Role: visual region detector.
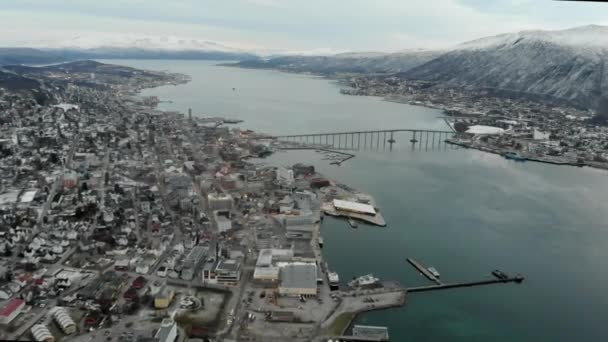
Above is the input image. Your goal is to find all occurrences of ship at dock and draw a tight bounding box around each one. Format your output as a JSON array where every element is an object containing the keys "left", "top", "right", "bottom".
[
  {"left": 328, "top": 271, "right": 340, "bottom": 290},
  {"left": 348, "top": 274, "right": 380, "bottom": 288},
  {"left": 503, "top": 151, "right": 526, "bottom": 161}
]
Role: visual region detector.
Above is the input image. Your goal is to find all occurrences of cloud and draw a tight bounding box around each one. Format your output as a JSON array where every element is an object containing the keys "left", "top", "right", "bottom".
[{"left": 0, "top": 0, "right": 603, "bottom": 52}]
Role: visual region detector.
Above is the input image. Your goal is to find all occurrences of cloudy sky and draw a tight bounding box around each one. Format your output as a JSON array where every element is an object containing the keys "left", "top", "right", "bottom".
[{"left": 0, "top": 0, "right": 607, "bottom": 53}]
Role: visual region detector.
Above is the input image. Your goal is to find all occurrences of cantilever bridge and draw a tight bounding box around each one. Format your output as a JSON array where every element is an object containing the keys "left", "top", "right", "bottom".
[{"left": 266, "top": 128, "right": 457, "bottom": 152}]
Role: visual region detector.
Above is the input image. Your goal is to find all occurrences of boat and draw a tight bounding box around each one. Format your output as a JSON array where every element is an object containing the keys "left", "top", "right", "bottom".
[
  {"left": 328, "top": 272, "right": 340, "bottom": 290},
  {"left": 410, "top": 138, "right": 418, "bottom": 143},
  {"left": 427, "top": 267, "right": 440, "bottom": 278},
  {"left": 348, "top": 218, "right": 358, "bottom": 229},
  {"left": 387, "top": 139, "right": 396, "bottom": 143},
  {"left": 223, "top": 118, "right": 244, "bottom": 124},
  {"left": 318, "top": 236, "right": 324, "bottom": 248},
  {"left": 492, "top": 269, "right": 509, "bottom": 280},
  {"left": 503, "top": 151, "right": 526, "bottom": 162},
  {"left": 348, "top": 274, "right": 380, "bottom": 288}
]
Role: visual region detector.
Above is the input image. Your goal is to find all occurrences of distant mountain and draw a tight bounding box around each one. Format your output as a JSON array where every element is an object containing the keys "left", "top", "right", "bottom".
[
  {"left": 402, "top": 25, "right": 608, "bottom": 109},
  {"left": 233, "top": 50, "right": 441, "bottom": 75},
  {"left": 0, "top": 48, "right": 66, "bottom": 65},
  {"left": 49, "top": 47, "right": 257, "bottom": 62}
]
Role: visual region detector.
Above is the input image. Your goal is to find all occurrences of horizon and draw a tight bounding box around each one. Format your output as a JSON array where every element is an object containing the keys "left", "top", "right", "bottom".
[{"left": 0, "top": 0, "right": 606, "bottom": 54}]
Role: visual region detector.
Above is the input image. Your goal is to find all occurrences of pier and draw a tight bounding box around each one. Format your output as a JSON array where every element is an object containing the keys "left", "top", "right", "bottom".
[
  {"left": 407, "top": 275, "right": 524, "bottom": 293},
  {"left": 406, "top": 258, "right": 442, "bottom": 285}
]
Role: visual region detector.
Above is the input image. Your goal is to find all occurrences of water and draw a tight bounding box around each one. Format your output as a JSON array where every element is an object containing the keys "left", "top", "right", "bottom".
[{"left": 109, "top": 60, "right": 608, "bottom": 341}]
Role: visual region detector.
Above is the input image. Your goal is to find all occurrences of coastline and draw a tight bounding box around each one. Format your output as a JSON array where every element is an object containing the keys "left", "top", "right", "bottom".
[{"left": 226, "top": 64, "right": 608, "bottom": 173}]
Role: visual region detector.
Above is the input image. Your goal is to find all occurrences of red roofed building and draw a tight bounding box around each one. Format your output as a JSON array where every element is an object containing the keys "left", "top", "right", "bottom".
[{"left": 0, "top": 298, "right": 25, "bottom": 324}]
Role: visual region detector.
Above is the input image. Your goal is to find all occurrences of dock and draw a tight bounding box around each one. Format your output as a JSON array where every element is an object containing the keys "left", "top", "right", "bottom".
[
  {"left": 407, "top": 275, "right": 524, "bottom": 293},
  {"left": 406, "top": 258, "right": 442, "bottom": 284}
]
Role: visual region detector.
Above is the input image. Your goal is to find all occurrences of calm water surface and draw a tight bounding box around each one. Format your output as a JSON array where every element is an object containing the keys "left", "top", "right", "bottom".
[{"left": 108, "top": 60, "right": 608, "bottom": 341}]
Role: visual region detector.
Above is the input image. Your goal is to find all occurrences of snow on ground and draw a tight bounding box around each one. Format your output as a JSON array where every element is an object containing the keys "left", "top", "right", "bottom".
[
  {"left": 53, "top": 103, "right": 80, "bottom": 112},
  {"left": 466, "top": 125, "right": 504, "bottom": 135}
]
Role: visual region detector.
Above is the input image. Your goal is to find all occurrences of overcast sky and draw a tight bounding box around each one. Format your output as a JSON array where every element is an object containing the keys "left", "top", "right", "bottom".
[{"left": 0, "top": 0, "right": 607, "bottom": 52}]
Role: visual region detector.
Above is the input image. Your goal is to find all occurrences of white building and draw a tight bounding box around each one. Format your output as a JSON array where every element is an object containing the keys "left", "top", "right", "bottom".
[
  {"left": 533, "top": 128, "right": 551, "bottom": 140},
  {"left": 215, "top": 213, "right": 232, "bottom": 233},
  {"left": 31, "top": 324, "right": 54, "bottom": 342},
  {"left": 276, "top": 166, "right": 294, "bottom": 185},
  {"left": 52, "top": 307, "right": 76, "bottom": 334},
  {"left": 155, "top": 319, "right": 177, "bottom": 342},
  {"left": 207, "top": 193, "right": 233, "bottom": 212}
]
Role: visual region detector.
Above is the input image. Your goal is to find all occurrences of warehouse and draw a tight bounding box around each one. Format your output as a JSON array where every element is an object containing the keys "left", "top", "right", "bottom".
[{"left": 278, "top": 263, "right": 317, "bottom": 297}]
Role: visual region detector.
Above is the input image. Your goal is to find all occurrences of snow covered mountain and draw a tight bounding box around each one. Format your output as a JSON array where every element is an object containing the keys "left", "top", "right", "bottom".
[
  {"left": 30, "top": 34, "right": 244, "bottom": 53},
  {"left": 403, "top": 25, "right": 608, "bottom": 109}
]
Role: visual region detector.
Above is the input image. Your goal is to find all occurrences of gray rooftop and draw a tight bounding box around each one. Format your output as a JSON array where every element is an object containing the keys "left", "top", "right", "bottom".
[{"left": 280, "top": 263, "right": 317, "bottom": 289}]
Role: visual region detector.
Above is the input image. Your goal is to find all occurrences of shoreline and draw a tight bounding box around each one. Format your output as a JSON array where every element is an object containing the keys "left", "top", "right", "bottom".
[{"left": 227, "top": 64, "right": 608, "bottom": 173}]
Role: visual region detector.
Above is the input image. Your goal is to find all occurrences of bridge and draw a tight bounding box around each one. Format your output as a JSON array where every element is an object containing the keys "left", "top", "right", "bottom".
[{"left": 268, "top": 128, "right": 457, "bottom": 152}]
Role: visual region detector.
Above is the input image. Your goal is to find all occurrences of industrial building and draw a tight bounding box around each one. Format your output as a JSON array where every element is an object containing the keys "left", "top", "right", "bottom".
[{"left": 278, "top": 263, "right": 318, "bottom": 297}]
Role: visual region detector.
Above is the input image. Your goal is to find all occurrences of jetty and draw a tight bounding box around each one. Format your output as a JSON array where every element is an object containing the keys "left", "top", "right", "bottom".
[
  {"left": 406, "top": 258, "right": 442, "bottom": 285},
  {"left": 407, "top": 275, "right": 524, "bottom": 293}
]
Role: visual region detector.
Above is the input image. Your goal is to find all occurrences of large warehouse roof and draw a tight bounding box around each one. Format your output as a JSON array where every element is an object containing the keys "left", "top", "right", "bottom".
[
  {"left": 280, "top": 263, "right": 317, "bottom": 290},
  {"left": 333, "top": 199, "right": 376, "bottom": 215}
]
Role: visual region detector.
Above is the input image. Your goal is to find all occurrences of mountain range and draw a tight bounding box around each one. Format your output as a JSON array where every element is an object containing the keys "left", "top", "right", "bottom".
[
  {"left": 234, "top": 25, "right": 608, "bottom": 110},
  {"left": 0, "top": 25, "right": 606, "bottom": 110}
]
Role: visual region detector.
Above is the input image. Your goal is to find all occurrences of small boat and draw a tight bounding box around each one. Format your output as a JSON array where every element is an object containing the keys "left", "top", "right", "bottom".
[
  {"left": 387, "top": 139, "right": 396, "bottom": 143},
  {"left": 503, "top": 151, "right": 526, "bottom": 162},
  {"left": 427, "top": 267, "right": 440, "bottom": 278},
  {"left": 348, "top": 218, "right": 358, "bottom": 229},
  {"left": 318, "top": 236, "right": 324, "bottom": 248},
  {"left": 410, "top": 138, "right": 418, "bottom": 143}
]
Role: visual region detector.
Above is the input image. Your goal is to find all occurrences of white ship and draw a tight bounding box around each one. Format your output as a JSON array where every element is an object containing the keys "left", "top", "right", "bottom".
[
  {"left": 348, "top": 274, "right": 380, "bottom": 288},
  {"left": 427, "top": 267, "right": 440, "bottom": 278},
  {"left": 328, "top": 271, "right": 340, "bottom": 290}
]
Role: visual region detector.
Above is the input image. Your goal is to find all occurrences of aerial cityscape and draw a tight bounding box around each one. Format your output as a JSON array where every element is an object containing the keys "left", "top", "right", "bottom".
[{"left": 0, "top": 1, "right": 607, "bottom": 342}]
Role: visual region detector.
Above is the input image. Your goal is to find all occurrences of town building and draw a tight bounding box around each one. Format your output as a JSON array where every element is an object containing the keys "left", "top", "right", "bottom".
[
  {"left": 154, "top": 319, "right": 177, "bottom": 342},
  {"left": 0, "top": 298, "right": 25, "bottom": 325},
  {"left": 278, "top": 263, "right": 317, "bottom": 297}
]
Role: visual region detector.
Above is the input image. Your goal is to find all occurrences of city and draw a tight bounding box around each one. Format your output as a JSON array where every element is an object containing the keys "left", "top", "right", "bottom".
[{"left": 0, "top": 61, "right": 409, "bottom": 342}]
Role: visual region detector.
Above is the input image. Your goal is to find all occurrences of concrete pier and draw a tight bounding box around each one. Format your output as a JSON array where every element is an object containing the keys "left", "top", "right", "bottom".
[
  {"left": 406, "top": 258, "right": 442, "bottom": 285},
  {"left": 407, "top": 275, "right": 524, "bottom": 293}
]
